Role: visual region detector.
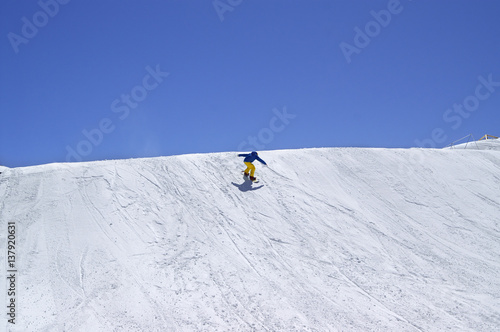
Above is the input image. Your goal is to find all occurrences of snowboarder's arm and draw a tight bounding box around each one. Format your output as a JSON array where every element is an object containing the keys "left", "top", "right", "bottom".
[
  {"left": 238, "top": 153, "right": 250, "bottom": 158},
  {"left": 256, "top": 157, "right": 267, "bottom": 165}
]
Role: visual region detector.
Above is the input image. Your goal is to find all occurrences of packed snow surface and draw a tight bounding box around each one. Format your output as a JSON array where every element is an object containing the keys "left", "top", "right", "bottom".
[
  {"left": 446, "top": 136, "right": 500, "bottom": 150},
  {"left": 1, "top": 147, "right": 499, "bottom": 331}
]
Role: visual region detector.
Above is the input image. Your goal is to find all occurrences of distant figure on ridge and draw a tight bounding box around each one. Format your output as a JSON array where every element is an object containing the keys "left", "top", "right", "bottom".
[{"left": 238, "top": 151, "right": 267, "bottom": 183}]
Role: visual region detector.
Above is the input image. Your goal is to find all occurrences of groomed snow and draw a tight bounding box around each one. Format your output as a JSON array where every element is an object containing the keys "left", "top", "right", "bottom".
[
  {"left": 446, "top": 137, "right": 500, "bottom": 151},
  {"left": 1, "top": 147, "right": 499, "bottom": 331}
]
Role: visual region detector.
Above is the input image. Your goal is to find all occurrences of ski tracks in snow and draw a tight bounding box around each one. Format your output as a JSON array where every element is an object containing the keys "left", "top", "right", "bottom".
[{"left": 4, "top": 148, "right": 500, "bottom": 330}]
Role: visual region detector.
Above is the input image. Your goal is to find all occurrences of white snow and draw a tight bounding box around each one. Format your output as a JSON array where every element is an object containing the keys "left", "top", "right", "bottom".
[
  {"left": 446, "top": 136, "right": 500, "bottom": 151},
  {"left": 1, "top": 147, "right": 499, "bottom": 331}
]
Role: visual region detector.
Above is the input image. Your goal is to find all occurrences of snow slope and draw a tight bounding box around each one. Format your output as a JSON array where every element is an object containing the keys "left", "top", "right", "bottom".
[
  {"left": 446, "top": 137, "right": 500, "bottom": 151},
  {"left": 1, "top": 148, "right": 499, "bottom": 331}
]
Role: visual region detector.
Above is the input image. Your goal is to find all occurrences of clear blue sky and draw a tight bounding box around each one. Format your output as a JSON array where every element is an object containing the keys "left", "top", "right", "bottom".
[{"left": 1, "top": 0, "right": 499, "bottom": 167}]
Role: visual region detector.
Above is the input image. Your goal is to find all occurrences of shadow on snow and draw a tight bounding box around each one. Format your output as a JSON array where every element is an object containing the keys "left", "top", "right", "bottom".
[{"left": 231, "top": 177, "right": 264, "bottom": 192}]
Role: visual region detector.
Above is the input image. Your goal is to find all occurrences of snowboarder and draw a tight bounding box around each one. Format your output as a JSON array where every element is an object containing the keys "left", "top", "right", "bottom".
[{"left": 238, "top": 151, "right": 267, "bottom": 182}]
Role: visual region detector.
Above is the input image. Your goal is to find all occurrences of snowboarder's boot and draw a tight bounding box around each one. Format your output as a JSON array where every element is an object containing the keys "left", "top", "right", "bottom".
[
  {"left": 243, "top": 172, "right": 249, "bottom": 177},
  {"left": 250, "top": 176, "right": 257, "bottom": 182}
]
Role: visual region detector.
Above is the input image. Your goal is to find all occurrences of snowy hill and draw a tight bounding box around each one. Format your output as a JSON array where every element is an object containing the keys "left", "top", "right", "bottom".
[
  {"left": 1, "top": 148, "right": 499, "bottom": 331},
  {"left": 446, "top": 136, "right": 500, "bottom": 151}
]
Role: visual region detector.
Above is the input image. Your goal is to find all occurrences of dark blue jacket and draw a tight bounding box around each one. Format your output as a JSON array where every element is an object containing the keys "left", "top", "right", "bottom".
[{"left": 238, "top": 151, "right": 267, "bottom": 165}]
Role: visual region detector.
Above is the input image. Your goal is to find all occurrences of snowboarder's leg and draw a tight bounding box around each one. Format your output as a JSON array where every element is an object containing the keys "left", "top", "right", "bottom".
[
  {"left": 243, "top": 162, "right": 250, "bottom": 176},
  {"left": 244, "top": 162, "right": 255, "bottom": 177}
]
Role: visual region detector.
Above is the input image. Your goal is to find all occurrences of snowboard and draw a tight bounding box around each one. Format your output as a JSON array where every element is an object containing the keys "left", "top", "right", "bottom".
[{"left": 241, "top": 171, "right": 260, "bottom": 183}]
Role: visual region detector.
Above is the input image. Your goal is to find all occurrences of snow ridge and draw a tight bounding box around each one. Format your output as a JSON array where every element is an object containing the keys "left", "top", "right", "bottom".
[{"left": 1, "top": 147, "right": 499, "bottom": 331}]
